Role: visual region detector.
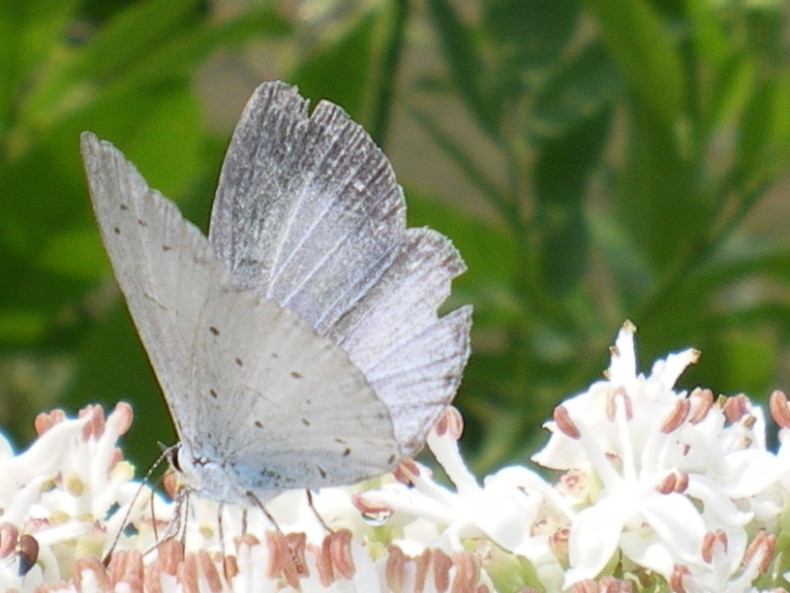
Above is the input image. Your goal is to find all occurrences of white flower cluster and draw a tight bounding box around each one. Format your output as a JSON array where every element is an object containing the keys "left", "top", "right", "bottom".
[{"left": 1, "top": 322, "right": 789, "bottom": 593}]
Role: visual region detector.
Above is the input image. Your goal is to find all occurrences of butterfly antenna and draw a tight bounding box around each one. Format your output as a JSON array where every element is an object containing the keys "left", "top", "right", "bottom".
[
  {"left": 150, "top": 480, "right": 159, "bottom": 543},
  {"left": 102, "top": 444, "right": 175, "bottom": 567}
]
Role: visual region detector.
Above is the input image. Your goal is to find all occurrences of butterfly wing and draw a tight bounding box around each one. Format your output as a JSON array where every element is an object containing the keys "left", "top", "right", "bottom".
[
  {"left": 329, "top": 230, "right": 473, "bottom": 457},
  {"left": 209, "top": 82, "right": 406, "bottom": 333},
  {"left": 81, "top": 132, "right": 399, "bottom": 497},
  {"left": 209, "top": 82, "right": 472, "bottom": 454}
]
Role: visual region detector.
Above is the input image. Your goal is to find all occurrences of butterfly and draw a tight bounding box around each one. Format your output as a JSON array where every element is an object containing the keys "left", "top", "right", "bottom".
[{"left": 80, "top": 81, "right": 472, "bottom": 506}]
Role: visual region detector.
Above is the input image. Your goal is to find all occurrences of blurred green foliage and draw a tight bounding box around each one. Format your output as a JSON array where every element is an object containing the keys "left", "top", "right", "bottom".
[{"left": 1, "top": 0, "right": 789, "bottom": 475}]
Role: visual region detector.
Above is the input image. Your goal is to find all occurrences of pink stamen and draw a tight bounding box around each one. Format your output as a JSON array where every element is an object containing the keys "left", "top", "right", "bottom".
[
  {"left": 435, "top": 406, "right": 464, "bottom": 439},
  {"left": 661, "top": 399, "right": 690, "bottom": 433},
  {"left": 554, "top": 406, "right": 581, "bottom": 439},
  {"left": 769, "top": 390, "right": 790, "bottom": 428}
]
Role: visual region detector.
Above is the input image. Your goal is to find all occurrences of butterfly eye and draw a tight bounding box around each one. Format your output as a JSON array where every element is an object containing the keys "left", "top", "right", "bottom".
[{"left": 169, "top": 446, "right": 183, "bottom": 473}]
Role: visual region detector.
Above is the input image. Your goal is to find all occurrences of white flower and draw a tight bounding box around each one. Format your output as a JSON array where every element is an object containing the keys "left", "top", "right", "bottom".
[
  {"left": 0, "top": 405, "right": 499, "bottom": 592},
  {"left": 2, "top": 322, "right": 788, "bottom": 592},
  {"left": 532, "top": 321, "right": 778, "bottom": 590},
  {"left": 0, "top": 403, "right": 167, "bottom": 592},
  {"left": 356, "top": 408, "right": 569, "bottom": 592}
]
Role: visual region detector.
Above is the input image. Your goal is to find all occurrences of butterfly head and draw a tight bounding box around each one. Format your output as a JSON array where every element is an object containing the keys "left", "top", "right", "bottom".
[{"left": 166, "top": 442, "right": 266, "bottom": 505}]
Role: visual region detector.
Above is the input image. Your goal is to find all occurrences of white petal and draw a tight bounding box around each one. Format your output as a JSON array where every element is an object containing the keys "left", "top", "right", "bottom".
[
  {"left": 641, "top": 492, "right": 706, "bottom": 563},
  {"left": 608, "top": 323, "right": 637, "bottom": 383},
  {"left": 686, "top": 475, "right": 753, "bottom": 526},
  {"left": 619, "top": 531, "right": 676, "bottom": 577},
  {"left": 649, "top": 347, "right": 697, "bottom": 389},
  {"left": 567, "top": 496, "right": 626, "bottom": 584},
  {"left": 721, "top": 449, "right": 779, "bottom": 498}
]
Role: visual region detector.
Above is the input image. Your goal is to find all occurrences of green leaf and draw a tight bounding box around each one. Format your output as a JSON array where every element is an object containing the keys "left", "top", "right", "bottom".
[
  {"left": 0, "top": 250, "right": 90, "bottom": 345},
  {"left": 531, "top": 41, "right": 621, "bottom": 138},
  {"left": 534, "top": 109, "right": 612, "bottom": 294},
  {"left": 735, "top": 73, "right": 790, "bottom": 191},
  {"left": 704, "top": 53, "right": 754, "bottom": 135},
  {"left": 615, "top": 104, "right": 705, "bottom": 273},
  {"left": 483, "top": 0, "right": 580, "bottom": 70},
  {"left": 117, "top": 8, "right": 291, "bottom": 92},
  {"left": 689, "top": 236, "right": 790, "bottom": 291},
  {"left": 0, "top": 0, "right": 80, "bottom": 132},
  {"left": 290, "top": 12, "right": 378, "bottom": 120},
  {"left": 0, "top": 310, "right": 48, "bottom": 343},
  {"left": 17, "top": 6, "right": 288, "bottom": 139},
  {"left": 425, "top": 0, "right": 497, "bottom": 133},
  {"left": 685, "top": 0, "right": 730, "bottom": 65},
  {"left": 407, "top": 106, "right": 509, "bottom": 222},
  {"left": 582, "top": 0, "right": 685, "bottom": 126},
  {"left": 36, "top": 228, "right": 106, "bottom": 280},
  {"left": 366, "top": 0, "right": 409, "bottom": 146},
  {"left": 75, "top": 0, "right": 204, "bottom": 80}
]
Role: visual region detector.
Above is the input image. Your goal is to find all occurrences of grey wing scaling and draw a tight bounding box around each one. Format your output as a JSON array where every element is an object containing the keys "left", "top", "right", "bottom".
[{"left": 209, "top": 82, "right": 472, "bottom": 456}]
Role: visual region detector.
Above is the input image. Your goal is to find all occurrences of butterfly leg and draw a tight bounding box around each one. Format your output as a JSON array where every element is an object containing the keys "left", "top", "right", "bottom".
[
  {"left": 305, "top": 490, "right": 333, "bottom": 533},
  {"left": 217, "top": 502, "right": 233, "bottom": 583},
  {"left": 102, "top": 447, "right": 172, "bottom": 567},
  {"left": 245, "top": 492, "right": 281, "bottom": 531}
]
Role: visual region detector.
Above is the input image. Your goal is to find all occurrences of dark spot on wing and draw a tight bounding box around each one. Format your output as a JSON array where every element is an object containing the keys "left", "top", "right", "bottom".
[
  {"left": 301, "top": 418, "right": 310, "bottom": 426},
  {"left": 259, "top": 468, "right": 283, "bottom": 481},
  {"left": 343, "top": 448, "right": 351, "bottom": 457},
  {"left": 119, "top": 203, "right": 129, "bottom": 211},
  {"left": 235, "top": 357, "right": 243, "bottom": 367},
  {"left": 291, "top": 371, "right": 302, "bottom": 379},
  {"left": 306, "top": 398, "right": 312, "bottom": 405},
  {"left": 137, "top": 219, "right": 147, "bottom": 227},
  {"left": 254, "top": 420, "right": 263, "bottom": 428},
  {"left": 113, "top": 227, "right": 120, "bottom": 235},
  {"left": 271, "top": 352, "right": 279, "bottom": 359},
  {"left": 387, "top": 454, "right": 397, "bottom": 465},
  {"left": 334, "top": 438, "right": 347, "bottom": 444},
  {"left": 317, "top": 465, "right": 327, "bottom": 479},
  {"left": 209, "top": 389, "right": 218, "bottom": 398},
  {"left": 162, "top": 244, "right": 172, "bottom": 251},
  {"left": 209, "top": 326, "right": 219, "bottom": 336}
]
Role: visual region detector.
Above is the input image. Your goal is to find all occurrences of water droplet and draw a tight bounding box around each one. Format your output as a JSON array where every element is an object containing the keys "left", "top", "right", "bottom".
[{"left": 361, "top": 508, "right": 392, "bottom": 526}]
